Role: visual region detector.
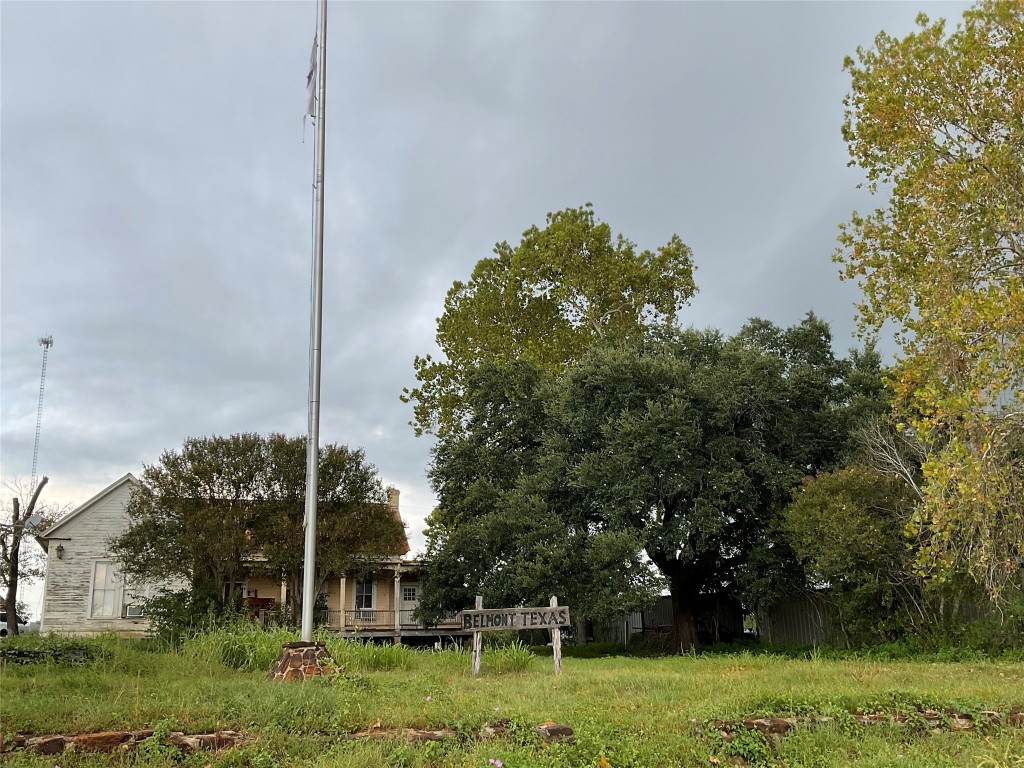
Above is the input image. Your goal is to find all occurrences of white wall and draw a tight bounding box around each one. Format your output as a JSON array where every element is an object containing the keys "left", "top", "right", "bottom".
[{"left": 40, "top": 479, "right": 151, "bottom": 636}]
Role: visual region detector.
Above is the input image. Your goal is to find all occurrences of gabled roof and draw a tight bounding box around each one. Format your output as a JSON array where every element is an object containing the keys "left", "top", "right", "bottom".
[
  {"left": 41, "top": 473, "right": 138, "bottom": 538},
  {"left": 40, "top": 472, "right": 411, "bottom": 556}
]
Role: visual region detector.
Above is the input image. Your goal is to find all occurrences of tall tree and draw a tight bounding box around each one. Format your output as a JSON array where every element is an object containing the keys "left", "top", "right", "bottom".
[
  {"left": 111, "top": 434, "right": 404, "bottom": 620},
  {"left": 543, "top": 318, "right": 853, "bottom": 647},
  {"left": 403, "top": 205, "right": 697, "bottom": 438},
  {"left": 422, "top": 316, "right": 874, "bottom": 648},
  {"left": 836, "top": 1, "right": 1024, "bottom": 597}
]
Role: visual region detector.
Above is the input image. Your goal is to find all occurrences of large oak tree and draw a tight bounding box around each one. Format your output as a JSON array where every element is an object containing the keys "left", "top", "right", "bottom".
[{"left": 422, "top": 317, "right": 880, "bottom": 647}]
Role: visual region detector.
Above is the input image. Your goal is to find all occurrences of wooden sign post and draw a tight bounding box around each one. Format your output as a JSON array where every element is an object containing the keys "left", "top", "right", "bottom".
[
  {"left": 550, "top": 595, "right": 562, "bottom": 675},
  {"left": 471, "top": 595, "right": 484, "bottom": 677},
  {"left": 459, "top": 596, "right": 569, "bottom": 677}
]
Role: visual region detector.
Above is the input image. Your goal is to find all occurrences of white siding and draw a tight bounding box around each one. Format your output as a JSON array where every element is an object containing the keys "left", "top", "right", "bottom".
[{"left": 41, "top": 479, "right": 157, "bottom": 636}]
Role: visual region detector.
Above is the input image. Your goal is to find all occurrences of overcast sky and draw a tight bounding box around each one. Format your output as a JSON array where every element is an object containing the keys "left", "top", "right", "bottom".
[{"left": 2, "top": 0, "right": 968, "bottom": 614}]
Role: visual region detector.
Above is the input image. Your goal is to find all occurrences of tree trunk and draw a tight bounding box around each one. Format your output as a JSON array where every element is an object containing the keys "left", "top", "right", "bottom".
[
  {"left": 5, "top": 499, "right": 21, "bottom": 636},
  {"left": 670, "top": 590, "right": 699, "bottom": 651},
  {"left": 6, "top": 478, "right": 47, "bottom": 637}
]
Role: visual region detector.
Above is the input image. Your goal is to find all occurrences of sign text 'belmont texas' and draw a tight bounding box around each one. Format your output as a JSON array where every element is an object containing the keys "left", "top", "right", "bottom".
[{"left": 458, "top": 606, "right": 570, "bottom": 632}]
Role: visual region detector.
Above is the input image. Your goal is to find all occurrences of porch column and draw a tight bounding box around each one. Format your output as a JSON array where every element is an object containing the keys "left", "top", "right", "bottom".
[
  {"left": 393, "top": 569, "right": 402, "bottom": 629},
  {"left": 338, "top": 575, "right": 346, "bottom": 629},
  {"left": 279, "top": 578, "right": 287, "bottom": 605}
]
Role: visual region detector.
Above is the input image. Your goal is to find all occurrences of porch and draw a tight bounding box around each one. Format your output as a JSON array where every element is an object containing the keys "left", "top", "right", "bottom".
[
  {"left": 323, "top": 609, "right": 463, "bottom": 636},
  {"left": 240, "top": 563, "right": 467, "bottom": 639}
]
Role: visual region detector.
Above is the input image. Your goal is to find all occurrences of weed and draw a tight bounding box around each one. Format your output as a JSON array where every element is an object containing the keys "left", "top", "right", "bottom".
[
  {"left": 485, "top": 641, "right": 535, "bottom": 675},
  {"left": 714, "top": 728, "right": 774, "bottom": 768},
  {"left": 135, "top": 719, "right": 179, "bottom": 763}
]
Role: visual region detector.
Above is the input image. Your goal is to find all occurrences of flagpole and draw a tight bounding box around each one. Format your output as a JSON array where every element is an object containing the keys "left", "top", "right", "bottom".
[{"left": 301, "top": 0, "right": 328, "bottom": 643}]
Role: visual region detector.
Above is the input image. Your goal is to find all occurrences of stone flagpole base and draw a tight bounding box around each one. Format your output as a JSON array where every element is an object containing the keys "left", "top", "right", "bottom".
[{"left": 267, "top": 641, "right": 338, "bottom": 682}]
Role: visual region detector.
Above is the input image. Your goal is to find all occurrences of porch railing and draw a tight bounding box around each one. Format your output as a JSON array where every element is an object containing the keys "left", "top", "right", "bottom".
[
  {"left": 324, "top": 609, "right": 395, "bottom": 629},
  {"left": 322, "top": 609, "right": 463, "bottom": 631}
]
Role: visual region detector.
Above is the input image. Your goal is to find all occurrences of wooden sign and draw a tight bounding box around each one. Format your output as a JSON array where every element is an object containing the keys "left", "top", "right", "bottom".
[
  {"left": 464, "top": 596, "right": 567, "bottom": 677},
  {"left": 457, "top": 605, "right": 570, "bottom": 631}
]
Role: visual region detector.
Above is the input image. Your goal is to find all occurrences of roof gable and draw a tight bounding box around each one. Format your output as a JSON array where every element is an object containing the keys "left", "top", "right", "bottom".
[
  {"left": 42, "top": 473, "right": 138, "bottom": 538},
  {"left": 41, "top": 473, "right": 411, "bottom": 556}
]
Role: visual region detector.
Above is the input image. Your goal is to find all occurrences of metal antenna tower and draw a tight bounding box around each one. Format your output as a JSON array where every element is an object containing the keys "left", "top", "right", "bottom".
[{"left": 30, "top": 335, "right": 54, "bottom": 493}]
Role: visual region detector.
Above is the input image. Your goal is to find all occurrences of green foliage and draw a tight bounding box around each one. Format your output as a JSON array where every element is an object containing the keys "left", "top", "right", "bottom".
[
  {"left": 530, "top": 635, "right": 676, "bottom": 659},
  {"left": 541, "top": 316, "right": 863, "bottom": 643},
  {"left": 135, "top": 719, "right": 180, "bottom": 763},
  {"left": 111, "top": 433, "right": 404, "bottom": 632},
  {"left": 422, "top": 316, "right": 888, "bottom": 647},
  {"left": 837, "top": 0, "right": 1024, "bottom": 597},
  {"left": 712, "top": 727, "right": 774, "bottom": 768},
  {"left": 418, "top": 360, "right": 664, "bottom": 625},
  {"left": 183, "top": 623, "right": 300, "bottom": 672},
  {"left": 404, "top": 205, "right": 697, "bottom": 438},
  {"left": 782, "top": 467, "right": 919, "bottom": 642},
  {"left": 0, "top": 632, "right": 109, "bottom": 665},
  {"left": 179, "top": 625, "right": 427, "bottom": 674},
  {"left": 142, "top": 585, "right": 234, "bottom": 646},
  {"left": 327, "top": 639, "right": 418, "bottom": 672}
]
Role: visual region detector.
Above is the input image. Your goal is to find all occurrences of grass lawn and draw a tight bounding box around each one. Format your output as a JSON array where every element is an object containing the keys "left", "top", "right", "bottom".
[{"left": 1, "top": 633, "right": 1022, "bottom": 768}]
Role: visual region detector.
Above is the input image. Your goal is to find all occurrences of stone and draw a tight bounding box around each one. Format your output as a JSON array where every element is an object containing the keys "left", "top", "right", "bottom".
[
  {"left": 267, "top": 641, "right": 338, "bottom": 682},
  {"left": 478, "top": 719, "right": 510, "bottom": 740},
  {"left": 2, "top": 734, "right": 27, "bottom": 751},
  {"left": 167, "top": 732, "right": 194, "bottom": 751},
  {"left": 26, "top": 736, "right": 67, "bottom": 755},
  {"left": 74, "top": 731, "right": 132, "bottom": 752},
  {"left": 196, "top": 731, "right": 240, "bottom": 750},
  {"left": 405, "top": 729, "right": 449, "bottom": 743},
  {"left": 742, "top": 718, "right": 793, "bottom": 735},
  {"left": 536, "top": 722, "right": 575, "bottom": 744}
]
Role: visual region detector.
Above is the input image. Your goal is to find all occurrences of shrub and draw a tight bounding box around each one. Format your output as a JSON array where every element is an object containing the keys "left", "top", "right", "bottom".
[{"left": 0, "top": 633, "right": 110, "bottom": 665}]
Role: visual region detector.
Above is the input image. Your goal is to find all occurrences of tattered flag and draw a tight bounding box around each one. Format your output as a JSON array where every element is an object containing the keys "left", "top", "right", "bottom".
[{"left": 305, "top": 35, "right": 317, "bottom": 120}]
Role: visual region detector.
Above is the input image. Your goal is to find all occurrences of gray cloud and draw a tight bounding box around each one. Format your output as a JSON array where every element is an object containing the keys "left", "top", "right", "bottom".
[{"left": 2, "top": 0, "right": 967, "bottom": 588}]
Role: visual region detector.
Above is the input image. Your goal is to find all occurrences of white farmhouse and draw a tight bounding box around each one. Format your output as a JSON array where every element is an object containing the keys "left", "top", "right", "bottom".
[
  {"left": 37, "top": 473, "right": 454, "bottom": 641},
  {"left": 38, "top": 474, "right": 159, "bottom": 636}
]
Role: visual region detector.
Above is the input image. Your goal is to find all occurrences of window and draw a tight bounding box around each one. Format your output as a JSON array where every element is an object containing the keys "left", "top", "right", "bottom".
[
  {"left": 402, "top": 586, "right": 417, "bottom": 603},
  {"left": 354, "top": 578, "right": 374, "bottom": 621},
  {"left": 91, "top": 561, "right": 119, "bottom": 618}
]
